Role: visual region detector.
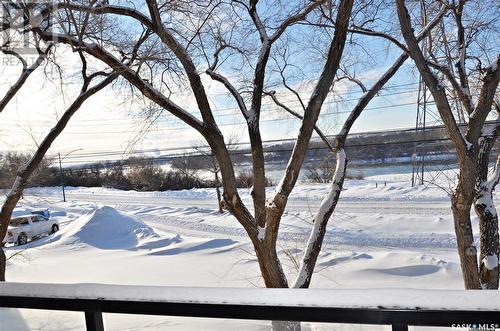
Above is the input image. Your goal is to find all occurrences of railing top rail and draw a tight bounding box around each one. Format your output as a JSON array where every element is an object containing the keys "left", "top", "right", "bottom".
[{"left": 1, "top": 282, "right": 499, "bottom": 312}]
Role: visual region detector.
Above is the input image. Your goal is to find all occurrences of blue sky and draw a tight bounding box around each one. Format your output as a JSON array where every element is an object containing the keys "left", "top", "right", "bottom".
[
  {"left": 0, "top": 1, "right": 438, "bottom": 165},
  {"left": 0, "top": 51, "right": 427, "bottom": 164}
]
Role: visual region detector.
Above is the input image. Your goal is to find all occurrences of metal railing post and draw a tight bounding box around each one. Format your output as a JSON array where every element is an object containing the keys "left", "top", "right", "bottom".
[
  {"left": 85, "top": 311, "right": 104, "bottom": 331},
  {"left": 392, "top": 324, "right": 409, "bottom": 331}
]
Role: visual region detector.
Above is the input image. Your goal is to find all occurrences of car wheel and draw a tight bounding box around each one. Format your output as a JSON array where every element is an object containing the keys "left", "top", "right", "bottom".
[
  {"left": 17, "top": 233, "right": 27, "bottom": 246},
  {"left": 51, "top": 224, "right": 59, "bottom": 234}
]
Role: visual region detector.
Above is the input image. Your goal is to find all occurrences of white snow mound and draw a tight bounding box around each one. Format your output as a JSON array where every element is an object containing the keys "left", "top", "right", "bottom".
[{"left": 58, "top": 206, "right": 157, "bottom": 250}]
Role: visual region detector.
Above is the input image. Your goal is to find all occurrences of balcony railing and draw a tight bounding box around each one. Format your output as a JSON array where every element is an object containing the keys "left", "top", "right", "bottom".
[{"left": 0, "top": 283, "right": 498, "bottom": 331}]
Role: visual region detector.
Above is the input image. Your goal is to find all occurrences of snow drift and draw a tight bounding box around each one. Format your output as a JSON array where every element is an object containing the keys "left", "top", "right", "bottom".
[{"left": 57, "top": 206, "right": 158, "bottom": 250}]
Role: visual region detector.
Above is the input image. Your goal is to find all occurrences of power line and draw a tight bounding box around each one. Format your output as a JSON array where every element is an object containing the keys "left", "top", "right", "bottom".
[
  {"left": 55, "top": 121, "right": 500, "bottom": 165},
  {"left": 0, "top": 99, "right": 433, "bottom": 136},
  {"left": 58, "top": 123, "right": 451, "bottom": 159},
  {"left": 1, "top": 86, "right": 483, "bottom": 136},
  {"left": 0, "top": 82, "right": 424, "bottom": 128},
  {"left": 59, "top": 135, "right": 496, "bottom": 167}
]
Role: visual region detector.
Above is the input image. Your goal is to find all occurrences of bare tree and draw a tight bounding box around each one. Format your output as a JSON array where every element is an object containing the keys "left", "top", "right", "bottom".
[
  {"left": 170, "top": 155, "right": 202, "bottom": 182},
  {"left": 396, "top": 0, "right": 500, "bottom": 289},
  {"left": 35, "top": 0, "right": 442, "bottom": 295},
  {"left": 35, "top": 1, "right": 352, "bottom": 295},
  {"left": 0, "top": 1, "right": 147, "bottom": 280},
  {"left": 0, "top": 2, "right": 453, "bottom": 329},
  {"left": 1, "top": 0, "right": 446, "bottom": 297},
  {"left": 0, "top": 60, "right": 117, "bottom": 280}
]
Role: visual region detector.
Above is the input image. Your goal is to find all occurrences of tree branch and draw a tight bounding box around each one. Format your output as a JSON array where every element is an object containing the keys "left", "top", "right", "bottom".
[
  {"left": 269, "top": 0, "right": 326, "bottom": 42},
  {"left": 206, "top": 44, "right": 249, "bottom": 118},
  {"left": 469, "top": 55, "right": 500, "bottom": 140},
  {"left": 264, "top": 90, "right": 334, "bottom": 151},
  {"left": 426, "top": 59, "right": 474, "bottom": 114},
  {"left": 348, "top": 26, "right": 408, "bottom": 53},
  {"left": 269, "top": 0, "right": 354, "bottom": 242},
  {"left": 0, "top": 47, "right": 51, "bottom": 112},
  {"left": 453, "top": 0, "right": 473, "bottom": 114}
]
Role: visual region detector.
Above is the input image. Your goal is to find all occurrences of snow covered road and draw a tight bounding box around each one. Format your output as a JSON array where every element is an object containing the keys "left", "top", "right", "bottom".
[
  {"left": 30, "top": 190, "right": 452, "bottom": 215},
  {"left": 21, "top": 186, "right": 458, "bottom": 250}
]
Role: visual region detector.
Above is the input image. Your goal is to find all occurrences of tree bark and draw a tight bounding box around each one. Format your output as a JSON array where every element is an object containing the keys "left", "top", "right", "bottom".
[
  {"left": 253, "top": 236, "right": 289, "bottom": 288},
  {"left": 474, "top": 130, "right": 500, "bottom": 289},
  {"left": 475, "top": 186, "right": 499, "bottom": 289},
  {"left": 214, "top": 171, "right": 223, "bottom": 213},
  {"left": 0, "top": 248, "right": 5, "bottom": 282},
  {"left": 294, "top": 149, "right": 346, "bottom": 288},
  {"left": 451, "top": 160, "right": 480, "bottom": 289}
]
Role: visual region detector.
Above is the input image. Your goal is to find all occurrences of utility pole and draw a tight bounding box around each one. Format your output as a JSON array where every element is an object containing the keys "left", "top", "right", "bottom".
[
  {"left": 58, "top": 153, "right": 66, "bottom": 202},
  {"left": 411, "top": 0, "right": 430, "bottom": 187},
  {"left": 411, "top": 76, "right": 428, "bottom": 187},
  {"left": 411, "top": 2, "right": 451, "bottom": 188},
  {"left": 57, "top": 149, "right": 83, "bottom": 202}
]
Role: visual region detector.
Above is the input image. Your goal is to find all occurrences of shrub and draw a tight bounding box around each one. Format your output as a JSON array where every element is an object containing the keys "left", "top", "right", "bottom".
[
  {"left": 236, "top": 171, "right": 274, "bottom": 188},
  {"left": 0, "top": 152, "right": 57, "bottom": 189},
  {"left": 306, "top": 156, "right": 364, "bottom": 183}
]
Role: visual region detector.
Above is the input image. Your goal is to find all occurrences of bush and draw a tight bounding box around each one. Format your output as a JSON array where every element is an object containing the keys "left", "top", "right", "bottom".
[
  {"left": 0, "top": 154, "right": 276, "bottom": 192},
  {"left": 236, "top": 171, "right": 274, "bottom": 188},
  {"left": 306, "top": 156, "right": 364, "bottom": 183},
  {"left": 61, "top": 161, "right": 214, "bottom": 191},
  {"left": 346, "top": 169, "right": 364, "bottom": 180},
  {"left": 0, "top": 152, "right": 57, "bottom": 189},
  {"left": 306, "top": 156, "right": 336, "bottom": 183}
]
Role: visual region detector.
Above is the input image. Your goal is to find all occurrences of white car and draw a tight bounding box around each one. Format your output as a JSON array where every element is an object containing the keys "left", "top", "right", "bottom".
[{"left": 3, "top": 214, "right": 59, "bottom": 246}]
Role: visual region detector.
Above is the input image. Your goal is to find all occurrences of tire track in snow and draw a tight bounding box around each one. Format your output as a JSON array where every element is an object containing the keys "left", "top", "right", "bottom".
[
  {"left": 55, "top": 193, "right": 451, "bottom": 216},
  {"left": 132, "top": 212, "right": 457, "bottom": 250}
]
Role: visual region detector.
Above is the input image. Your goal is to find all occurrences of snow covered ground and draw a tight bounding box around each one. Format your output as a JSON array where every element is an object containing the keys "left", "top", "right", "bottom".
[{"left": 1, "top": 171, "right": 497, "bottom": 330}]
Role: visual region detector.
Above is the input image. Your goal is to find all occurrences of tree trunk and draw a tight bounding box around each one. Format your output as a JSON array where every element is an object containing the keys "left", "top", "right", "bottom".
[
  {"left": 475, "top": 187, "right": 499, "bottom": 289},
  {"left": 254, "top": 240, "right": 288, "bottom": 288},
  {"left": 294, "top": 149, "right": 347, "bottom": 288},
  {"left": 474, "top": 131, "right": 499, "bottom": 289},
  {"left": 214, "top": 170, "right": 223, "bottom": 213},
  {"left": 451, "top": 160, "right": 480, "bottom": 289},
  {"left": 215, "top": 185, "right": 223, "bottom": 213},
  {"left": 0, "top": 177, "right": 26, "bottom": 281},
  {"left": 0, "top": 247, "right": 5, "bottom": 282}
]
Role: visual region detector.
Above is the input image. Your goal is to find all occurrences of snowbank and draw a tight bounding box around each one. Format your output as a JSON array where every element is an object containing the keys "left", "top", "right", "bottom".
[{"left": 56, "top": 206, "right": 157, "bottom": 250}]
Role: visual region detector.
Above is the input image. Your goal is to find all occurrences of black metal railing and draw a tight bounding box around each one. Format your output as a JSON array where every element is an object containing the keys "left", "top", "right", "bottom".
[{"left": 0, "top": 283, "right": 498, "bottom": 331}]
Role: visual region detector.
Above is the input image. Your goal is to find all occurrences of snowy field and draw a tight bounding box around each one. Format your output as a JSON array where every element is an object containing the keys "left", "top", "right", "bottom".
[{"left": 1, "top": 170, "right": 497, "bottom": 330}]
